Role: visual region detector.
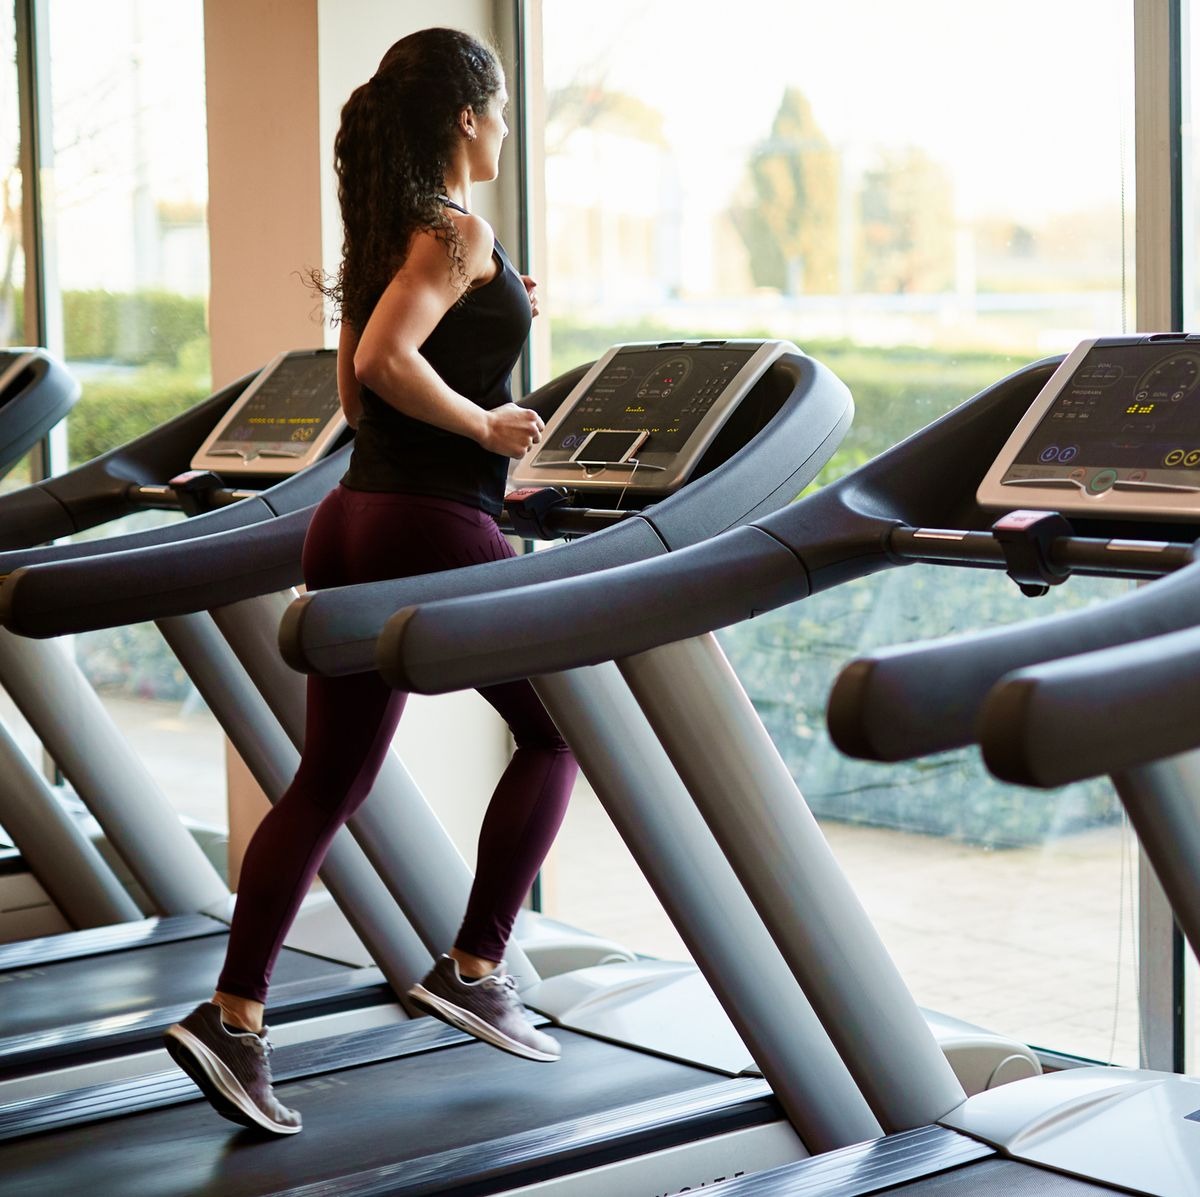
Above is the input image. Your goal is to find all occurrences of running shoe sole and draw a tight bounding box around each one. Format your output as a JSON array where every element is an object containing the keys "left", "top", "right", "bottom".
[
  {"left": 164, "top": 1024, "right": 302, "bottom": 1135},
  {"left": 408, "top": 983, "right": 560, "bottom": 1062}
]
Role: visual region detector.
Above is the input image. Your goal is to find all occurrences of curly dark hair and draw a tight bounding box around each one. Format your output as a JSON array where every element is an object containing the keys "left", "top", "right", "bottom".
[{"left": 312, "top": 28, "right": 503, "bottom": 330}]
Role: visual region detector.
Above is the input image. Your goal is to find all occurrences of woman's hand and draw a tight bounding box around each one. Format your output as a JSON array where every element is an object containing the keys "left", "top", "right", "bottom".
[
  {"left": 521, "top": 275, "right": 539, "bottom": 317},
  {"left": 482, "top": 402, "right": 544, "bottom": 459}
]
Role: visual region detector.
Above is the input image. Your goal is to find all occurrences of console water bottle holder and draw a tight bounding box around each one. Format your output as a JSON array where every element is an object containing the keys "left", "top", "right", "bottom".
[{"left": 992, "top": 509, "right": 1073, "bottom": 597}]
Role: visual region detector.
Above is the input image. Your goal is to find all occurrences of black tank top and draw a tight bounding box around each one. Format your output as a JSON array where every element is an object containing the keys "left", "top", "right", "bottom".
[{"left": 341, "top": 210, "right": 531, "bottom": 515}]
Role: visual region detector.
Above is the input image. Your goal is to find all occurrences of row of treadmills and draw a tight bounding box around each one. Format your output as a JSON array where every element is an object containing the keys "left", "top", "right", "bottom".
[{"left": 0, "top": 333, "right": 1196, "bottom": 1194}]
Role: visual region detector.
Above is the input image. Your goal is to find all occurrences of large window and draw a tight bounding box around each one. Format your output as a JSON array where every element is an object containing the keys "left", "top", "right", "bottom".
[
  {"left": 539, "top": 0, "right": 1140, "bottom": 1065},
  {"left": 39, "top": 1, "right": 223, "bottom": 837}
]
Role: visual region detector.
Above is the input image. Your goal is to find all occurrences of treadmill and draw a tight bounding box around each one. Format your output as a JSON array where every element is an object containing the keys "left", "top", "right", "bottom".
[
  {"left": 361, "top": 333, "right": 1200, "bottom": 1194},
  {"left": 0, "top": 339, "right": 885, "bottom": 1196},
  {"left": 0, "top": 351, "right": 411, "bottom": 1086}
]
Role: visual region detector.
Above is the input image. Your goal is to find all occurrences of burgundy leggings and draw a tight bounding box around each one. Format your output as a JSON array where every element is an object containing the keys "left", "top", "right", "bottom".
[{"left": 217, "top": 487, "right": 578, "bottom": 1003}]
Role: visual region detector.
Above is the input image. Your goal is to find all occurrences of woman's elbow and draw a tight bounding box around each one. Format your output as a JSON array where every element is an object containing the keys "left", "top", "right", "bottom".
[{"left": 353, "top": 346, "right": 384, "bottom": 393}]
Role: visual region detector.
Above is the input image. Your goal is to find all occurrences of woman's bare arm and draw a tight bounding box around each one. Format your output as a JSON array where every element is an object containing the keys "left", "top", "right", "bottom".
[{"left": 353, "top": 216, "right": 542, "bottom": 458}]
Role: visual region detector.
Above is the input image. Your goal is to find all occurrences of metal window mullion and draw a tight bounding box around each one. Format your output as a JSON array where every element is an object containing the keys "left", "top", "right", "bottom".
[
  {"left": 14, "top": 0, "right": 64, "bottom": 480},
  {"left": 1135, "top": 0, "right": 1184, "bottom": 330},
  {"left": 1133, "top": 0, "right": 1186, "bottom": 1071}
]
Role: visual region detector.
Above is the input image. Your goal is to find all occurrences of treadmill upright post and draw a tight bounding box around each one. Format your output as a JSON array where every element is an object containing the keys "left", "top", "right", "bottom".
[
  {"left": 533, "top": 664, "right": 882, "bottom": 1151},
  {"left": 1112, "top": 754, "right": 1200, "bottom": 971},
  {"left": 618, "top": 632, "right": 967, "bottom": 1133},
  {"left": 0, "top": 628, "right": 229, "bottom": 917},
  {"left": 0, "top": 719, "right": 142, "bottom": 927}
]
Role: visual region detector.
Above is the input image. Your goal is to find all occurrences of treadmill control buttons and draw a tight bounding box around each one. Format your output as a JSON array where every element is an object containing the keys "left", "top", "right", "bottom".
[{"left": 1087, "top": 469, "right": 1118, "bottom": 494}]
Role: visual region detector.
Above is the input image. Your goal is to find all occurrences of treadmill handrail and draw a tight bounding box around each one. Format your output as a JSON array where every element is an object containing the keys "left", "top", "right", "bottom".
[
  {"left": 978, "top": 621, "right": 1200, "bottom": 787},
  {"left": 825, "top": 556, "right": 1200, "bottom": 764},
  {"left": 0, "top": 448, "right": 361, "bottom": 637},
  {"left": 369, "top": 358, "right": 1069, "bottom": 694},
  {"left": 0, "top": 505, "right": 317, "bottom": 637},
  {"left": 280, "top": 351, "right": 852, "bottom": 676},
  {"left": 377, "top": 526, "right": 808, "bottom": 692},
  {"left": 0, "top": 445, "right": 350, "bottom": 578},
  {"left": 0, "top": 371, "right": 258, "bottom": 551}
]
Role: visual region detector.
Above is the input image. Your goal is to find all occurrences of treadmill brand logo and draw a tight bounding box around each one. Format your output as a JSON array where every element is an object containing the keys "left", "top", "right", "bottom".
[{"left": 651, "top": 1172, "right": 745, "bottom": 1195}]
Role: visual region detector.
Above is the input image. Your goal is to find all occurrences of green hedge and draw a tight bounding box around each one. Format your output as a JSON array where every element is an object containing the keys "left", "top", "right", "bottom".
[
  {"left": 69, "top": 367, "right": 211, "bottom": 466},
  {"left": 62, "top": 290, "right": 208, "bottom": 367}
]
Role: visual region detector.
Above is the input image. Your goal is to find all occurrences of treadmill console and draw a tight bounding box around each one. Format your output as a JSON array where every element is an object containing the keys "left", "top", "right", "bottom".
[
  {"left": 511, "top": 340, "right": 798, "bottom": 497},
  {"left": 978, "top": 335, "right": 1200, "bottom": 520},
  {"left": 191, "top": 349, "right": 343, "bottom": 475}
]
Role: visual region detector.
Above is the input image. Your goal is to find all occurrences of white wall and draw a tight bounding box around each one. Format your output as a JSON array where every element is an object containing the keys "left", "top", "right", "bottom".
[{"left": 315, "top": 0, "right": 523, "bottom": 314}]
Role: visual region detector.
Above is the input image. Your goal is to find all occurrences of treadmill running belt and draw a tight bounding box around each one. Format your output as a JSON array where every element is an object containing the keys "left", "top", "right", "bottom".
[
  {"left": 0, "top": 939, "right": 338, "bottom": 1042},
  {"left": 0, "top": 1031, "right": 773, "bottom": 1197}
]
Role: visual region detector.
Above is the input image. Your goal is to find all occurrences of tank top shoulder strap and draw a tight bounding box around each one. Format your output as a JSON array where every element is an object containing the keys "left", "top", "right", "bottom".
[{"left": 437, "top": 194, "right": 511, "bottom": 272}]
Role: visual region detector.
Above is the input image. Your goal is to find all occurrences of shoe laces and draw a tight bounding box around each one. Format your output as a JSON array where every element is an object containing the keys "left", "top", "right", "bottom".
[{"left": 481, "top": 970, "right": 519, "bottom": 998}]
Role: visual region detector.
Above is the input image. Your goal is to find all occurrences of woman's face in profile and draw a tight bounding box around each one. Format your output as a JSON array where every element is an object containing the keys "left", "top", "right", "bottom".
[{"left": 468, "top": 81, "right": 509, "bottom": 182}]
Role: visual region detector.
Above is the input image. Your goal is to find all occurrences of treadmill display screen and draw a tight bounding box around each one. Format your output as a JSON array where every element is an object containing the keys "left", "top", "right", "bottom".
[
  {"left": 535, "top": 345, "right": 756, "bottom": 466},
  {"left": 208, "top": 353, "right": 341, "bottom": 458},
  {"left": 1001, "top": 342, "right": 1200, "bottom": 495}
]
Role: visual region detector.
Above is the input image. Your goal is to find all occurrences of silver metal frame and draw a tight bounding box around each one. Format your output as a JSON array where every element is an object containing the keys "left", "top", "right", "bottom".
[
  {"left": 0, "top": 627, "right": 228, "bottom": 917},
  {"left": 533, "top": 664, "right": 882, "bottom": 1152},
  {"left": 617, "top": 633, "right": 967, "bottom": 1134},
  {"left": 0, "top": 718, "right": 139, "bottom": 927}
]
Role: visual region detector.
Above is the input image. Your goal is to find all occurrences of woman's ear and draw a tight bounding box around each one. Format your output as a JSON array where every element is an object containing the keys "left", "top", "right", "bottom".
[{"left": 459, "top": 106, "right": 477, "bottom": 141}]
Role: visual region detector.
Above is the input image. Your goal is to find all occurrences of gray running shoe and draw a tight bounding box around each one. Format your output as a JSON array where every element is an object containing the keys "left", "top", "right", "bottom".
[
  {"left": 164, "top": 1001, "right": 302, "bottom": 1135},
  {"left": 409, "top": 956, "right": 560, "bottom": 1062}
]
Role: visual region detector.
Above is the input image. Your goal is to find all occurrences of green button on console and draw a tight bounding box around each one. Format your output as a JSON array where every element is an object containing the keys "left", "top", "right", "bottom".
[{"left": 1087, "top": 468, "right": 1118, "bottom": 494}]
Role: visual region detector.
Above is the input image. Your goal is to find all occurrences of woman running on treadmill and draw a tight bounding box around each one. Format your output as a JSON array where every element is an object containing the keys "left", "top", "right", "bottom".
[{"left": 164, "top": 27, "right": 578, "bottom": 1136}]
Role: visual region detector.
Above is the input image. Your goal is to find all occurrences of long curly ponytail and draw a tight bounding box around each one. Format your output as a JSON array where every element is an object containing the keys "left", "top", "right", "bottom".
[{"left": 312, "top": 28, "right": 502, "bottom": 329}]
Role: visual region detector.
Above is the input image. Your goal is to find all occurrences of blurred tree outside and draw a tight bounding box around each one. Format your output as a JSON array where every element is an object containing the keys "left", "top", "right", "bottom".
[
  {"left": 731, "top": 88, "right": 839, "bottom": 294},
  {"left": 858, "top": 147, "right": 956, "bottom": 293}
]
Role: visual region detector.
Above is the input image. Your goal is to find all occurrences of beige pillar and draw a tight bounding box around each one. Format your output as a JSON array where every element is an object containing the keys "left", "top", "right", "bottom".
[
  {"left": 204, "top": 0, "right": 326, "bottom": 388},
  {"left": 204, "top": 0, "right": 326, "bottom": 879}
]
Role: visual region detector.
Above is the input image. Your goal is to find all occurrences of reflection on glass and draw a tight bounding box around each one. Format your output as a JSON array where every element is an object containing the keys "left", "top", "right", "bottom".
[{"left": 541, "top": 0, "right": 1138, "bottom": 1065}]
